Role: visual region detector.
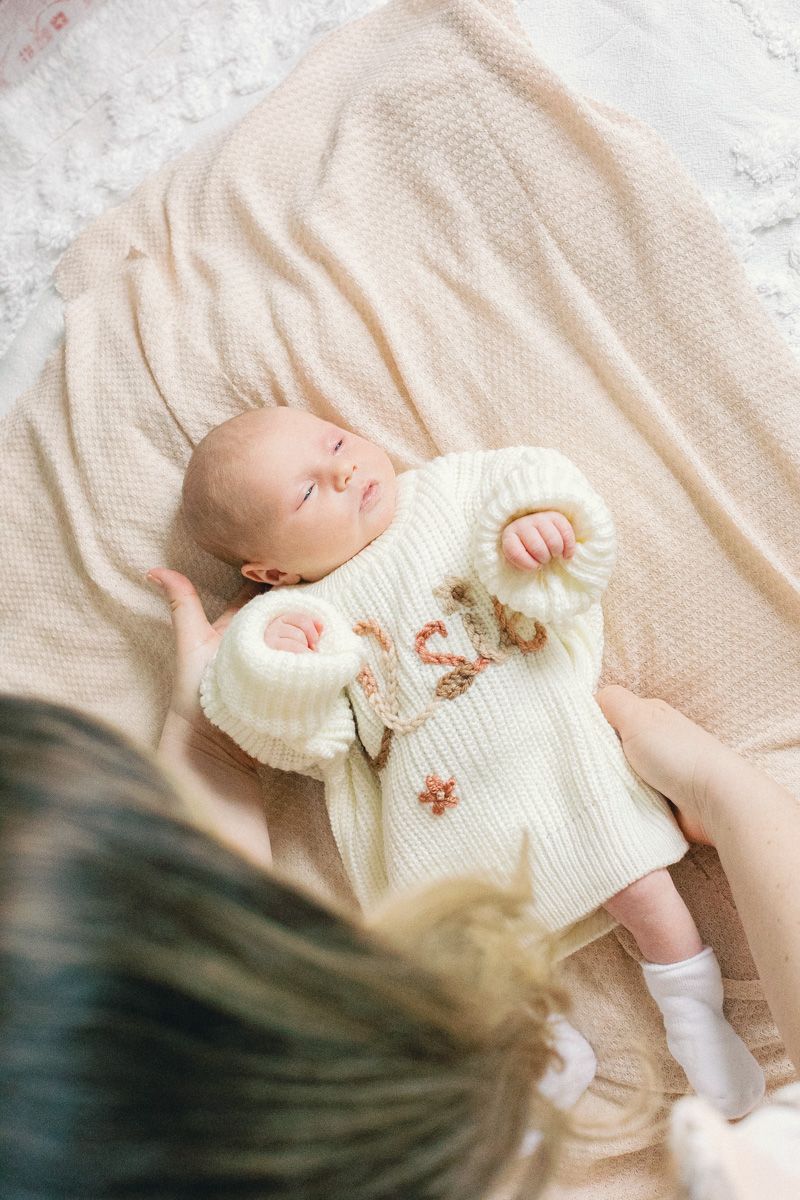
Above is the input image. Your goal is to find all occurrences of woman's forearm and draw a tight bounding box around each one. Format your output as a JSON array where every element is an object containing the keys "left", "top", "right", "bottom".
[
  {"left": 703, "top": 757, "right": 800, "bottom": 1072},
  {"left": 595, "top": 686, "right": 800, "bottom": 1073},
  {"left": 158, "top": 710, "right": 272, "bottom": 868}
]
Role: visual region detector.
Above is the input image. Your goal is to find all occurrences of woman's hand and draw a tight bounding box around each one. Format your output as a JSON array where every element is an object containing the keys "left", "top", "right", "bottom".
[
  {"left": 147, "top": 568, "right": 261, "bottom": 734},
  {"left": 147, "top": 568, "right": 272, "bottom": 866},
  {"left": 595, "top": 685, "right": 739, "bottom": 845},
  {"left": 600, "top": 686, "right": 800, "bottom": 1073}
]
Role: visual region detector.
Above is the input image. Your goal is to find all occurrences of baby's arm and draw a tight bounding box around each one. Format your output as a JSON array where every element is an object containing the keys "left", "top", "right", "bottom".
[
  {"left": 473, "top": 447, "right": 616, "bottom": 629},
  {"left": 201, "top": 592, "right": 364, "bottom": 774}
]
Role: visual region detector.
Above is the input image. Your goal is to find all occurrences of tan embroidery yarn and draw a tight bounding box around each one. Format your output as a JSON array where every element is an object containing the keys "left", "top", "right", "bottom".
[{"left": 352, "top": 578, "right": 547, "bottom": 769}]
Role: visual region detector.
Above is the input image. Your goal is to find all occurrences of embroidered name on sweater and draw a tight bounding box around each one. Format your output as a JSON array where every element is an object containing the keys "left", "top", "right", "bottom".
[{"left": 353, "top": 575, "right": 547, "bottom": 773}]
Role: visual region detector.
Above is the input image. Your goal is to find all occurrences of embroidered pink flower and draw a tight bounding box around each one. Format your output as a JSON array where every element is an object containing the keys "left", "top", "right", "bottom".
[{"left": 418, "top": 774, "right": 459, "bottom": 816}]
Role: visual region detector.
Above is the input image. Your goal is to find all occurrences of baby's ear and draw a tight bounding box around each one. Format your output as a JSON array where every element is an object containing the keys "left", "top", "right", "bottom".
[{"left": 241, "top": 563, "right": 301, "bottom": 587}]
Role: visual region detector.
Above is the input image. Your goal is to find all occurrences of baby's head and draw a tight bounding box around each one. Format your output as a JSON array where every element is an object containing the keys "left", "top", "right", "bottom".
[{"left": 182, "top": 408, "right": 397, "bottom": 585}]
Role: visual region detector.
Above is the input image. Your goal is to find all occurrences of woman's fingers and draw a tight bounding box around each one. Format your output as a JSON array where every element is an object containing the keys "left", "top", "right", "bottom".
[
  {"left": 595, "top": 682, "right": 645, "bottom": 734},
  {"left": 147, "top": 569, "right": 214, "bottom": 654},
  {"left": 596, "top": 685, "right": 717, "bottom": 845},
  {"left": 148, "top": 570, "right": 261, "bottom": 643}
]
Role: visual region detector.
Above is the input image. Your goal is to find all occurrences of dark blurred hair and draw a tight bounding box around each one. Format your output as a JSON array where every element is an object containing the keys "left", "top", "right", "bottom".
[{"left": 0, "top": 697, "right": 567, "bottom": 1200}]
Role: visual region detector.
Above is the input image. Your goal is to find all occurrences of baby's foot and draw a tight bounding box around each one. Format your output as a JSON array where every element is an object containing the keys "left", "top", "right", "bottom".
[
  {"left": 538, "top": 1014, "right": 597, "bottom": 1110},
  {"left": 643, "top": 947, "right": 765, "bottom": 1120},
  {"left": 519, "top": 1016, "right": 597, "bottom": 1158}
]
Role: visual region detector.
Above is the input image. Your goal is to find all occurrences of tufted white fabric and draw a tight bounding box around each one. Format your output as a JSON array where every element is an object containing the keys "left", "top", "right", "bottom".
[
  {"left": 0, "top": 0, "right": 385, "bottom": 365},
  {"left": 4, "top": 0, "right": 800, "bottom": 392}
]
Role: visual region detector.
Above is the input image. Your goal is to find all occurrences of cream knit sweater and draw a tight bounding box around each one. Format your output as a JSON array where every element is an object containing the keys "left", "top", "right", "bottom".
[{"left": 202, "top": 447, "right": 688, "bottom": 952}]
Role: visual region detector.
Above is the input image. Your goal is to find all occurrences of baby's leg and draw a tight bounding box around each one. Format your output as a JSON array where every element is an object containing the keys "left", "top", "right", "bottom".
[
  {"left": 605, "top": 870, "right": 764, "bottom": 1119},
  {"left": 604, "top": 868, "right": 702, "bottom": 963}
]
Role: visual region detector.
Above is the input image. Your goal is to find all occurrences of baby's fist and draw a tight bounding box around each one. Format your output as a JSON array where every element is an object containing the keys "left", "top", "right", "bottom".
[
  {"left": 264, "top": 612, "right": 323, "bottom": 653},
  {"left": 502, "top": 511, "right": 576, "bottom": 571}
]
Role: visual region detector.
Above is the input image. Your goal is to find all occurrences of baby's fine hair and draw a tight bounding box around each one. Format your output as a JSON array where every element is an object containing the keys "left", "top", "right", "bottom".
[{"left": 182, "top": 411, "right": 273, "bottom": 566}]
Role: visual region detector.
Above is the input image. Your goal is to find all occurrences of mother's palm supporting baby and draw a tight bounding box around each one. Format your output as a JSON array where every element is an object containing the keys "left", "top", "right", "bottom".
[{"left": 146, "top": 567, "right": 271, "bottom": 869}]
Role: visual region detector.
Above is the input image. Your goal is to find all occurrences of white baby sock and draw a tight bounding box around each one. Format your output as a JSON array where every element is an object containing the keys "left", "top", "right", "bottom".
[
  {"left": 537, "top": 1014, "right": 598, "bottom": 1110},
  {"left": 643, "top": 946, "right": 765, "bottom": 1120},
  {"left": 520, "top": 1015, "right": 597, "bottom": 1158}
]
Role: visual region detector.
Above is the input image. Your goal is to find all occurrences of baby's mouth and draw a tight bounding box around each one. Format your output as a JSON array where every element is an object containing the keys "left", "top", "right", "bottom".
[{"left": 360, "top": 480, "right": 380, "bottom": 512}]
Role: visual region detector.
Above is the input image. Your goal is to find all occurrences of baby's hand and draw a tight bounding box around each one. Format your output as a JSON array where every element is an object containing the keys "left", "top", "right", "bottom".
[
  {"left": 264, "top": 613, "right": 323, "bottom": 653},
  {"left": 502, "top": 511, "right": 576, "bottom": 571}
]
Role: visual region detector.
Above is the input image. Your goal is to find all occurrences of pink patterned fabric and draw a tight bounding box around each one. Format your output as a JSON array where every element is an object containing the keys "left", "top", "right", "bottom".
[{"left": 0, "top": 0, "right": 103, "bottom": 88}]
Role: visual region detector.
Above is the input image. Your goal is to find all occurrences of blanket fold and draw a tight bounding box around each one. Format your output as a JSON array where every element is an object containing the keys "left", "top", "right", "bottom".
[{"left": 1, "top": 0, "right": 798, "bottom": 1191}]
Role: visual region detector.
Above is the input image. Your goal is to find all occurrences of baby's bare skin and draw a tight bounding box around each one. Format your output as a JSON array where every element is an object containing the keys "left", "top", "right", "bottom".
[{"left": 265, "top": 510, "right": 576, "bottom": 652}]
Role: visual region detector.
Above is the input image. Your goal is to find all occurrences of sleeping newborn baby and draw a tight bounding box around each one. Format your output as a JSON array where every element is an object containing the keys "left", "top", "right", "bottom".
[{"left": 185, "top": 406, "right": 764, "bottom": 1119}]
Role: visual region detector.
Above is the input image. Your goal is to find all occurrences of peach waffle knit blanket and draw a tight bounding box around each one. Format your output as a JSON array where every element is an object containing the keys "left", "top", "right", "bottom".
[{"left": 1, "top": 0, "right": 797, "bottom": 1192}]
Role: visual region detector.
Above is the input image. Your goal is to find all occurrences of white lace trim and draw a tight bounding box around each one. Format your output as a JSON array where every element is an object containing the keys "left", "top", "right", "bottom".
[
  {"left": 2, "top": 0, "right": 800, "bottom": 363},
  {"left": 709, "top": 1, "right": 800, "bottom": 355},
  {"left": 728, "top": 0, "right": 800, "bottom": 71},
  {"left": 0, "top": 0, "right": 383, "bottom": 357}
]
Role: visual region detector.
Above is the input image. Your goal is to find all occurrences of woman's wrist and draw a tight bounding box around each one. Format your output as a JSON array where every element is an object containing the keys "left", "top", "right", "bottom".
[
  {"left": 695, "top": 748, "right": 767, "bottom": 845},
  {"left": 158, "top": 708, "right": 271, "bottom": 867},
  {"left": 688, "top": 741, "right": 742, "bottom": 844},
  {"left": 158, "top": 707, "right": 257, "bottom": 777}
]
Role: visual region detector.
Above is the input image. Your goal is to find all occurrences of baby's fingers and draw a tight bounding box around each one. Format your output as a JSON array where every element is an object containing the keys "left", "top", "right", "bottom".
[
  {"left": 527, "top": 516, "right": 577, "bottom": 562},
  {"left": 550, "top": 513, "right": 576, "bottom": 560},
  {"left": 284, "top": 613, "right": 323, "bottom": 649},
  {"left": 529, "top": 520, "right": 563, "bottom": 562},
  {"left": 501, "top": 526, "right": 544, "bottom": 570},
  {"left": 275, "top": 634, "right": 313, "bottom": 654}
]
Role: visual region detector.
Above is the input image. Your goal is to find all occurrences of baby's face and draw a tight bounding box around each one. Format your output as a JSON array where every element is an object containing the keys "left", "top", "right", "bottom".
[{"left": 240, "top": 410, "right": 397, "bottom": 585}]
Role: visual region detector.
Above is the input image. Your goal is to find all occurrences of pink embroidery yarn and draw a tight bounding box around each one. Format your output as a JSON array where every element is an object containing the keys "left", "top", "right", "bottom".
[{"left": 418, "top": 774, "right": 459, "bottom": 816}]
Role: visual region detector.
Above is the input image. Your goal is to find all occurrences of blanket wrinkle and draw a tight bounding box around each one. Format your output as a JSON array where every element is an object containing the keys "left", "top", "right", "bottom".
[{"left": 1, "top": 0, "right": 799, "bottom": 1192}]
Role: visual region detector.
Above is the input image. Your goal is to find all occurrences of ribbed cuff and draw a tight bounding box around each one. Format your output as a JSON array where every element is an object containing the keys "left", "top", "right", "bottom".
[
  {"left": 473, "top": 449, "right": 616, "bottom": 628},
  {"left": 201, "top": 589, "right": 365, "bottom": 742}
]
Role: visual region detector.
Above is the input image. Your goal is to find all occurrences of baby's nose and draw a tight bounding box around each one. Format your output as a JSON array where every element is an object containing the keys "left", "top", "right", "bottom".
[{"left": 334, "top": 462, "right": 357, "bottom": 490}]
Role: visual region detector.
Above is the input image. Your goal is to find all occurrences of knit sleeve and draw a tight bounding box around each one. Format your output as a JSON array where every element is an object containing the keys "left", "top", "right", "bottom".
[
  {"left": 200, "top": 589, "right": 365, "bottom": 771},
  {"left": 472, "top": 447, "right": 616, "bottom": 628}
]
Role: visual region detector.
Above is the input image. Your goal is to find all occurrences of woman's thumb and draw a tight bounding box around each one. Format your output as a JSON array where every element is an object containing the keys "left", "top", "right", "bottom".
[
  {"left": 595, "top": 684, "right": 639, "bottom": 735},
  {"left": 147, "top": 569, "right": 209, "bottom": 648}
]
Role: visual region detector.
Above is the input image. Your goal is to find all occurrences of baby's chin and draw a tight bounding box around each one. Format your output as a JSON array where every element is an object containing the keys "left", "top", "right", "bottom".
[{"left": 301, "top": 512, "right": 396, "bottom": 582}]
